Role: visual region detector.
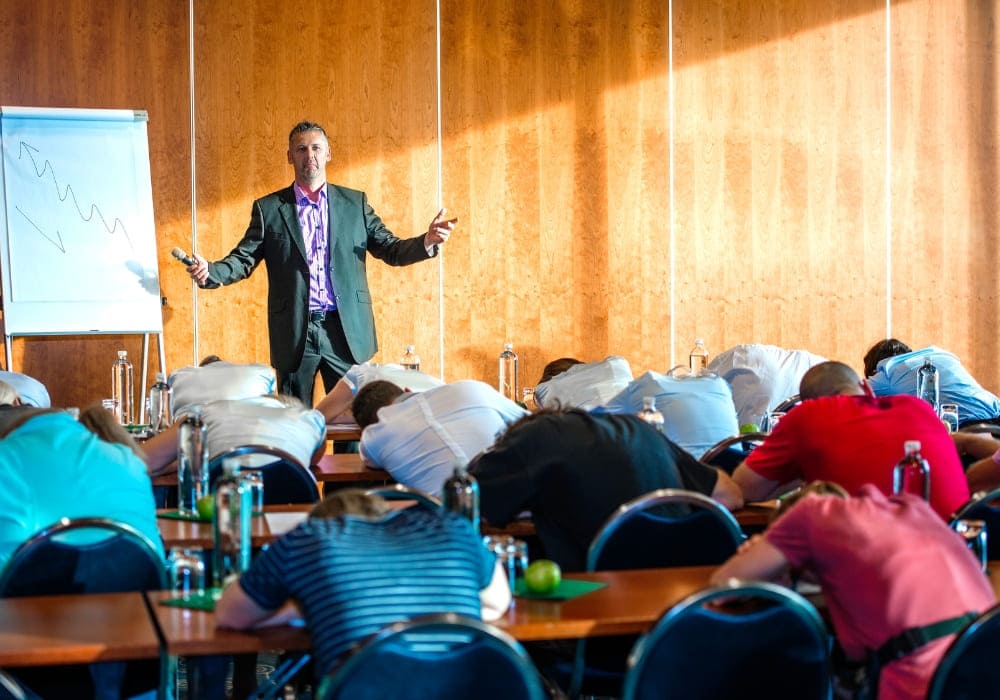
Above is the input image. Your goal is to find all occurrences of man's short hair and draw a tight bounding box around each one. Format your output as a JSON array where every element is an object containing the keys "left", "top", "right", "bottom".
[
  {"left": 199, "top": 354, "right": 223, "bottom": 367},
  {"left": 352, "top": 380, "right": 405, "bottom": 429},
  {"left": 309, "top": 488, "right": 389, "bottom": 519},
  {"left": 862, "top": 339, "right": 912, "bottom": 378},
  {"left": 799, "top": 361, "right": 863, "bottom": 400},
  {"left": 288, "top": 121, "right": 328, "bottom": 144},
  {"left": 539, "top": 357, "right": 583, "bottom": 384}
]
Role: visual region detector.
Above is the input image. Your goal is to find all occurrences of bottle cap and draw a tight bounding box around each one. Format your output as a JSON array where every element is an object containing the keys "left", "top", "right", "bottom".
[
  {"left": 118, "top": 350, "right": 128, "bottom": 359},
  {"left": 155, "top": 372, "right": 166, "bottom": 382},
  {"left": 694, "top": 338, "right": 704, "bottom": 344},
  {"left": 405, "top": 345, "right": 414, "bottom": 353},
  {"left": 504, "top": 342, "right": 513, "bottom": 351},
  {"left": 904, "top": 440, "right": 922, "bottom": 453}
]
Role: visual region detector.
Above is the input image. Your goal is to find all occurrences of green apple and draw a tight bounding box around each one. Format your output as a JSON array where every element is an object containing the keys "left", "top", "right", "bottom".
[
  {"left": 196, "top": 495, "right": 215, "bottom": 520},
  {"left": 739, "top": 423, "right": 759, "bottom": 434},
  {"left": 524, "top": 559, "right": 561, "bottom": 594}
]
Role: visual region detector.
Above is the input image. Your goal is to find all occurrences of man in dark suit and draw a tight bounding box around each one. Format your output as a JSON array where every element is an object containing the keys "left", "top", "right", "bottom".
[{"left": 186, "top": 121, "right": 456, "bottom": 404}]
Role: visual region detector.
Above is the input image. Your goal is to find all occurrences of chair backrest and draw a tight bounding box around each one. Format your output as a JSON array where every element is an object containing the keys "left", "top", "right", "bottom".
[
  {"left": 699, "top": 432, "right": 767, "bottom": 474},
  {"left": 950, "top": 487, "right": 1000, "bottom": 560},
  {"left": 0, "top": 670, "right": 40, "bottom": 700},
  {"left": 772, "top": 393, "right": 802, "bottom": 414},
  {"left": 586, "top": 489, "right": 744, "bottom": 571},
  {"left": 208, "top": 444, "right": 320, "bottom": 505},
  {"left": 317, "top": 613, "right": 547, "bottom": 700},
  {"left": 623, "top": 580, "right": 831, "bottom": 700},
  {"left": 926, "top": 603, "right": 1000, "bottom": 699},
  {"left": 364, "top": 484, "right": 441, "bottom": 510},
  {"left": 0, "top": 517, "right": 167, "bottom": 597}
]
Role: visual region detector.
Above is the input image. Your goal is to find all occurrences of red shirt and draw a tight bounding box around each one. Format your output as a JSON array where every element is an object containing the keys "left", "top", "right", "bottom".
[
  {"left": 767, "top": 486, "right": 995, "bottom": 700},
  {"left": 745, "top": 393, "right": 968, "bottom": 519}
]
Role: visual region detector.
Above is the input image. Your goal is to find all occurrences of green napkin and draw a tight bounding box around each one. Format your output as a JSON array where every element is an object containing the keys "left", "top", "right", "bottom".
[
  {"left": 158, "top": 588, "right": 222, "bottom": 611},
  {"left": 514, "top": 578, "right": 608, "bottom": 601}
]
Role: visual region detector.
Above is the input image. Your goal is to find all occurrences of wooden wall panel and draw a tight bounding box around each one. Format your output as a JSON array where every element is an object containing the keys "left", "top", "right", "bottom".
[
  {"left": 441, "top": 0, "right": 671, "bottom": 387},
  {"left": 192, "top": 0, "right": 441, "bottom": 382},
  {"left": 672, "top": 1, "right": 888, "bottom": 374},
  {"left": 0, "top": 0, "right": 190, "bottom": 409},
  {"left": 891, "top": 1, "right": 1000, "bottom": 393}
]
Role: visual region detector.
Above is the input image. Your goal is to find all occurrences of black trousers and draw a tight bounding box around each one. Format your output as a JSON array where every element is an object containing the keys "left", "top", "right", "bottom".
[{"left": 278, "top": 310, "right": 355, "bottom": 405}]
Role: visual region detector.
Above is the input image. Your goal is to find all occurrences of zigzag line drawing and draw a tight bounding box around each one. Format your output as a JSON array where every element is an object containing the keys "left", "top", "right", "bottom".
[{"left": 15, "top": 141, "right": 134, "bottom": 250}]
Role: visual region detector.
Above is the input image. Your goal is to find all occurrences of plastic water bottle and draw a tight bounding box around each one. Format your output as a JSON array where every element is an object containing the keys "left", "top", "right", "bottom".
[
  {"left": 689, "top": 339, "right": 709, "bottom": 375},
  {"left": 917, "top": 359, "right": 940, "bottom": 414},
  {"left": 177, "top": 408, "right": 209, "bottom": 516},
  {"left": 637, "top": 396, "right": 665, "bottom": 434},
  {"left": 148, "top": 372, "right": 173, "bottom": 433},
  {"left": 892, "top": 440, "right": 931, "bottom": 502},
  {"left": 442, "top": 463, "right": 480, "bottom": 533},
  {"left": 213, "top": 458, "right": 252, "bottom": 587},
  {"left": 111, "top": 350, "right": 135, "bottom": 425},
  {"left": 498, "top": 343, "right": 518, "bottom": 403},
  {"left": 400, "top": 345, "right": 421, "bottom": 371}
]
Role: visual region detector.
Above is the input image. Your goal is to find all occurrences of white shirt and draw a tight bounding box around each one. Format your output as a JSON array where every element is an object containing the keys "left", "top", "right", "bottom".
[
  {"left": 533, "top": 356, "right": 634, "bottom": 410},
  {"left": 359, "top": 380, "right": 527, "bottom": 495},
  {"left": 177, "top": 396, "right": 325, "bottom": 469},
  {"left": 707, "top": 344, "right": 827, "bottom": 427},
  {"left": 169, "top": 362, "right": 277, "bottom": 414},
  {"left": 599, "top": 370, "right": 739, "bottom": 457},
  {"left": 343, "top": 363, "right": 444, "bottom": 395},
  {"left": 0, "top": 371, "right": 50, "bottom": 408}
]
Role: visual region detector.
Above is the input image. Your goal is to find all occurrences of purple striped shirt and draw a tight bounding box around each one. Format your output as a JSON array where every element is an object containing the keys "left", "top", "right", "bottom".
[{"left": 294, "top": 182, "right": 336, "bottom": 312}]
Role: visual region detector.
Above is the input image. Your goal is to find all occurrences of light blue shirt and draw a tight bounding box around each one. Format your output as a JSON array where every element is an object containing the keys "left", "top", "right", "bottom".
[
  {"left": 534, "top": 356, "right": 634, "bottom": 410},
  {"left": 868, "top": 346, "right": 1000, "bottom": 423},
  {"left": 598, "top": 370, "right": 739, "bottom": 458}
]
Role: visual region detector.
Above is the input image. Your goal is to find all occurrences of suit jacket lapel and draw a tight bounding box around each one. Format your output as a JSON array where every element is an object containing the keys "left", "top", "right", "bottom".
[{"left": 277, "top": 186, "right": 308, "bottom": 263}]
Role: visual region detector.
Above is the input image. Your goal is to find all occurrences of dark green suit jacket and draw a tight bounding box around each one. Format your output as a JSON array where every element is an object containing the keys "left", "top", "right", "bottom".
[{"left": 206, "top": 183, "right": 433, "bottom": 374}]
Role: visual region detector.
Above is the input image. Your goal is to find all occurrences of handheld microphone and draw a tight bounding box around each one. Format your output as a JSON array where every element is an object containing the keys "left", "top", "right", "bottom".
[{"left": 171, "top": 247, "right": 196, "bottom": 266}]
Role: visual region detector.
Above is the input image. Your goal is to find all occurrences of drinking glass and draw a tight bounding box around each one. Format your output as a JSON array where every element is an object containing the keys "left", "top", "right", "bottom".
[
  {"left": 241, "top": 469, "right": 265, "bottom": 514},
  {"left": 939, "top": 403, "right": 960, "bottom": 434},
  {"left": 168, "top": 547, "right": 206, "bottom": 598},
  {"left": 766, "top": 412, "right": 786, "bottom": 433},
  {"left": 951, "top": 519, "right": 988, "bottom": 572},
  {"left": 483, "top": 535, "right": 529, "bottom": 594},
  {"left": 101, "top": 398, "right": 121, "bottom": 422},
  {"left": 521, "top": 386, "right": 536, "bottom": 411}
]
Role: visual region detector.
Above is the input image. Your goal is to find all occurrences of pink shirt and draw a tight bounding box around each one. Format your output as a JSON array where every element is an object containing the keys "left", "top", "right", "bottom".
[
  {"left": 744, "top": 394, "right": 969, "bottom": 519},
  {"left": 767, "top": 486, "right": 995, "bottom": 700},
  {"left": 293, "top": 182, "right": 336, "bottom": 312}
]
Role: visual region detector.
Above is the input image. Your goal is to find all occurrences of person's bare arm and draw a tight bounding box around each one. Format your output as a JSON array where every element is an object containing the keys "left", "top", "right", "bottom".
[
  {"left": 732, "top": 462, "right": 792, "bottom": 502},
  {"left": 710, "top": 534, "right": 790, "bottom": 586},
  {"left": 966, "top": 453, "right": 1000, "bottom": 494},
  {"left": 215, "top": 580, "right": 303, "bottom": 629},
  {"left": 141, "top": 423, "right": 180, "bottom": 476},
  {"left": 314, "top": 378, "right": 355, "bottom": 423},
  {"left": 953, "top": 432, "right": 1000, "bottom": 461},
  {"left": 710, "top": 468, "right": 744, "bottom": 511}
]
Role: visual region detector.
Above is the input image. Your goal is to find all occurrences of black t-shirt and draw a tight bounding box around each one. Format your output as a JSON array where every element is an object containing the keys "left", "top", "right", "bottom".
[{"left": 468, "top": 410, "right": 719, "bottom": 571}]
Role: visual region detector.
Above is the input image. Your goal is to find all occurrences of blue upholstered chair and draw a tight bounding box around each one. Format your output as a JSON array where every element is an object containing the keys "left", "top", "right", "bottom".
[
  {"left": 208, "top": 444, "right": 320, "bottom": 505},
  {"left": 587, "top": 488, "right": 744, "bottom": 571},
  {"left": 317, "top": 613, "right": 547, "bottom": 700},
  {"left": 925, "top": 602, "right": 1000, "bottom": 699},
  {"left": 0, "top": 517, "right": 167, "bottom": 700},
  {"left": 699, "top": 432, "right": 768, "bottom": 474},
  {"left": 623, "top": 580, "right": 832, "bottom": 700}
]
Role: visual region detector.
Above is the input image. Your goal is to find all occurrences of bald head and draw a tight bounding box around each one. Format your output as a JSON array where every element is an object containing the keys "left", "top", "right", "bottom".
[{"left": 799, "top": 361, "right": 865, "bottom": 400}]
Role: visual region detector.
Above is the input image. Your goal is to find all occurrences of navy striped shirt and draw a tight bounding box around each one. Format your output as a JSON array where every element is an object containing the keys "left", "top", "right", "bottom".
[{"left": 238, "top": 508, "right": 494, "bottom": 675}]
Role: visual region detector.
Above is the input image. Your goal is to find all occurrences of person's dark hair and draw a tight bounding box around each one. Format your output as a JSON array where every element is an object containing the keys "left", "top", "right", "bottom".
[
  {"left": 352, "top": 380, "right": 405, "bottom": 429},
  {"left": 862, "top": 338, "right": 911, "bottom": 378},
  {"left": 199, "top": 355, "right": 223, "bottom": 367},
  {"left": 288, "top": 121, "right": 328, "bottom": 144},
  {"left": 539, "top": 357, "right": 583, "bottom": 384},
  {"left": 310, "top": 488, "right": 389, "bottom": 519},
  {"left": 799, "top": 361, "right": 863, "bottom": 400}
]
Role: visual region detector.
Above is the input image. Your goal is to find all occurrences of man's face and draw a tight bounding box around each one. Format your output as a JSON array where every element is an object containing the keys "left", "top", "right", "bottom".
[{"left": 287, "top": 130, "right": 331, "bottom": 187}]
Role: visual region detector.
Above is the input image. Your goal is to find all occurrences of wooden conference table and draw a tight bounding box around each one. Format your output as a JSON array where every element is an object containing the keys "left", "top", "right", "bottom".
[{"left": 9, "top": 564, "right": 1000, "bottom": 674}]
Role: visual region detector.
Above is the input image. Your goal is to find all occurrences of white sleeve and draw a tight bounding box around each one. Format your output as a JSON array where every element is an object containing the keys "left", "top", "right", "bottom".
[{"left": 479, "top": 560, "right": 512, "bottom": 622}]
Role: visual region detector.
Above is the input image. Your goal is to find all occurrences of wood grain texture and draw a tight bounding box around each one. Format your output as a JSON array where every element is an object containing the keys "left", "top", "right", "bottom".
[
  {"left": 3, "top": 0, "right": 1000, "bottom": 407},
  {"left": 890, "top": 0, "right": 1000, "bottom": 391},
  {"left": 0, "top": 0, "right": 190, "bottom": 408}
]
